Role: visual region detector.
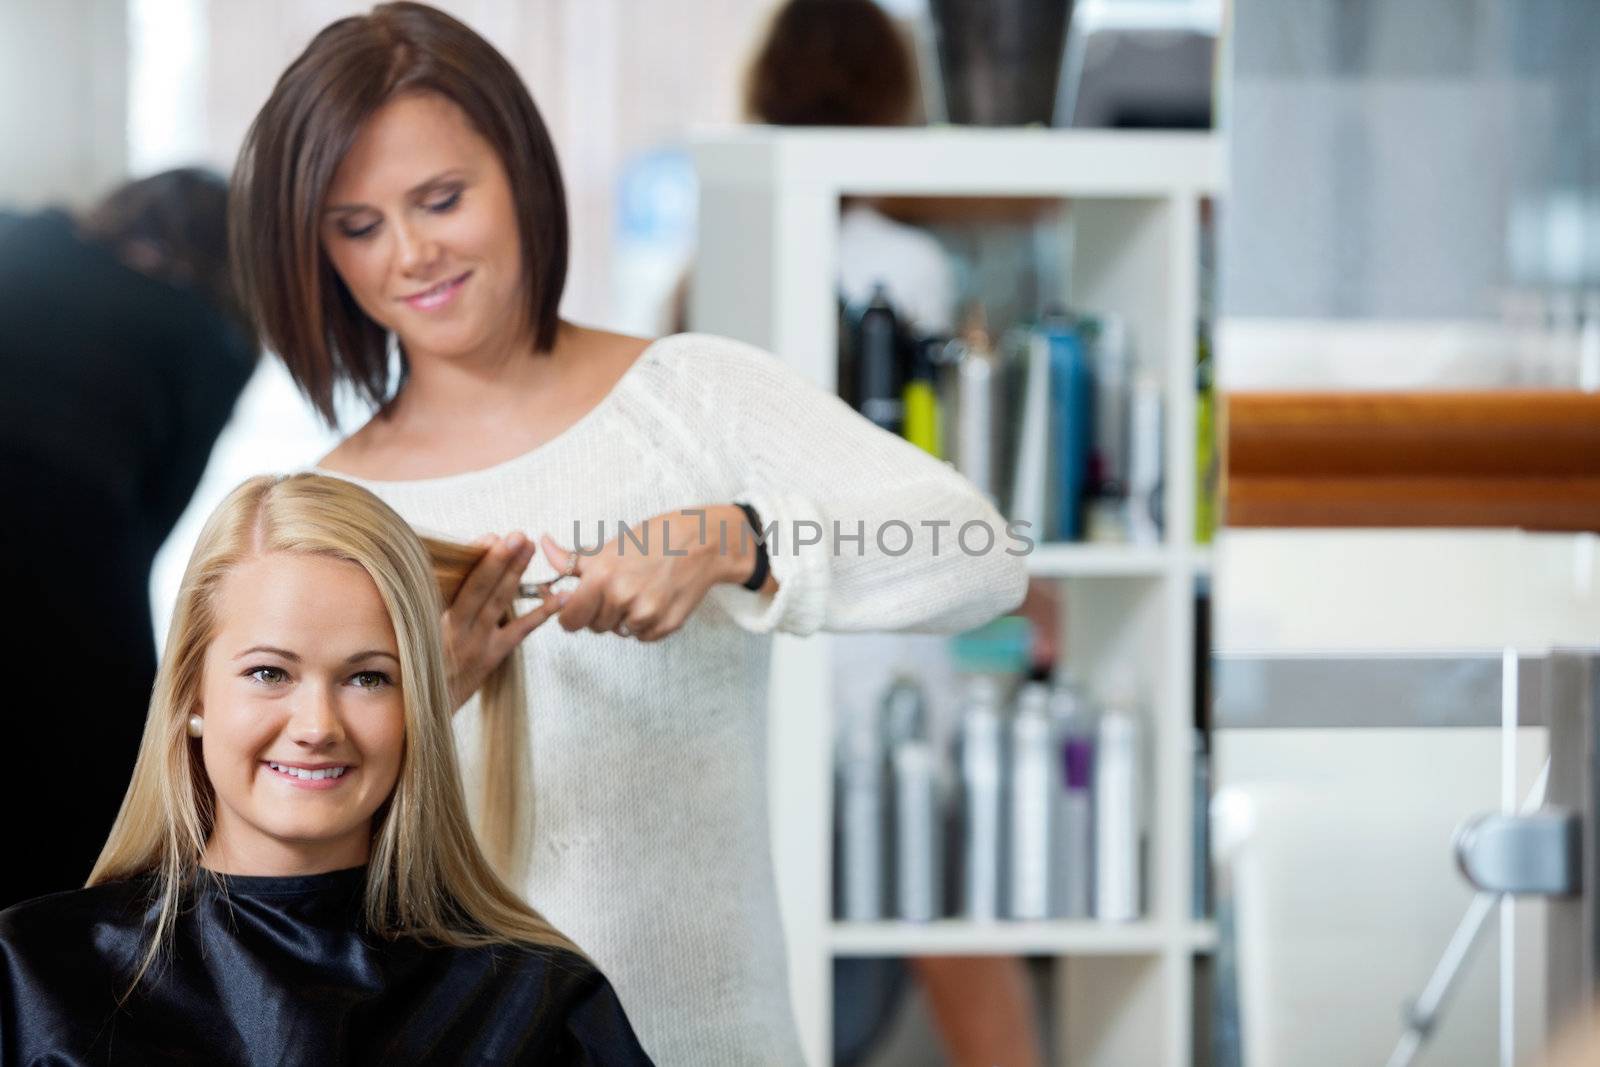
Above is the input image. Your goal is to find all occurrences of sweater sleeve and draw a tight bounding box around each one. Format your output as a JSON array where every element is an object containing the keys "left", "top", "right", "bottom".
[{"left": 676, "top": 334, "right": 1030, "bottom": 637}]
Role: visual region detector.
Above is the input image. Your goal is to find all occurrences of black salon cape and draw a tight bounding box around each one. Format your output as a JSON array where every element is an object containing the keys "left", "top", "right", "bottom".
[{"left": 0, "top": 868, "right": 654, "bottom": 1066}]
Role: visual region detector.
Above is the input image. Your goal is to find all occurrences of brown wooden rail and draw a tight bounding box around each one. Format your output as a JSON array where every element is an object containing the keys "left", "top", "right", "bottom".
[{"left": 1223, "top": 391, "right": 1600, "bottom": 530}]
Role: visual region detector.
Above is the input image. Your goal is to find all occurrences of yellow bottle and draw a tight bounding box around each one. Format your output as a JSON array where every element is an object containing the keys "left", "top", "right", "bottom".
[{"left": 903, "top": 338, "right": 942, "bottom": 456}]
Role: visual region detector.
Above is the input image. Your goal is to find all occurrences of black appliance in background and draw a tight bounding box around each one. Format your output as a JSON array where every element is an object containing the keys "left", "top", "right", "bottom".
[
  {"left": 928, "top": 0, "right": 1074, "bottom": 126},
  {"left": 921, "top": 0, "right": 1215, "bottom": 130}
]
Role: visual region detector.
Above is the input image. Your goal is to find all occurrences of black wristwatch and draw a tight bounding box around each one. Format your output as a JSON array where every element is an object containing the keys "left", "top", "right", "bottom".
[{"left": 733, "top": 502, "right": 770, "bottom": 591}]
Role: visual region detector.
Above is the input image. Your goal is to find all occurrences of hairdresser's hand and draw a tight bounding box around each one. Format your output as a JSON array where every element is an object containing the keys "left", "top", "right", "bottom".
[
  {"left": 540, "top": 505, "right": 770, "bottom": 642},
  {"left": 442, "top": 532, "right": 558, "bottom": 712}
]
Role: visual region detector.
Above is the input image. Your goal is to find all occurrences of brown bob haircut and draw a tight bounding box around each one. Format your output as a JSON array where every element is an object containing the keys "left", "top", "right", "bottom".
[{"left": 230, "top": 1, "right": 568, "bottom": 427}]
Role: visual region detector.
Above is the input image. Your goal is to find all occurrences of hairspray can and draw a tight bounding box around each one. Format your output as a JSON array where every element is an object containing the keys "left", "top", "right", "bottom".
[
  {"left": 1008, "top": 682, "right": 1053, "bottom": 919},
  {"left": 1090, "top": 314, "right": 1130, "bottom": 497},
  {"left": 858, "top": 283, "right": 903, "bottom": 434},
  {"left": 1049, "top": 681, "right": 1095, "bottom": 918},
  {"left": 1060, "top": 734, "right": 1095, "bottom": 918},
  {"left": 835, "top": 716, "right": 885, "bottom": 921},
  {"left": 1045, "top": 310, "right": 1092, "bottom": 540},
  {"left": 953, "top": 305, "right": 1003, "bottom": 505},
  {"left": 880, "top": 676, "right": 939, "bottom": 920},
  {"left": 1009, "top": 329, "right": 1052, "bottom": 536},
  {"left": 1094, "top": 707, "right": 1142, "bottom": 921},
  {"left": 894, "top": 740, "right": 941, "bottom": 921},
  {"left": 959, "top": 675, "right": 1005, "bottom": 920}
]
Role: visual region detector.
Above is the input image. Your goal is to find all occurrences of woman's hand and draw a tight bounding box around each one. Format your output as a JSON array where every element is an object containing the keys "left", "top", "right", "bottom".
[
  {"left": 441, "top": 532, "right": 559, "bottom": 711},
  {"left": 540, "top": 504, "right": 770, "bottom": 643}
]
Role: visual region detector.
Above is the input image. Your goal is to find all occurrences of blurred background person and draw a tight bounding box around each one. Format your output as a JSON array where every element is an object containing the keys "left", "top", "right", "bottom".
[
  {"left": 0, "top": 167, "right": 257, "bottom": 907},
  {"left": 743, "top": 0, "right": 954, "bottom": 336},
  {"left": 672, "top": 0, "right": 953, "bottom": 339}
]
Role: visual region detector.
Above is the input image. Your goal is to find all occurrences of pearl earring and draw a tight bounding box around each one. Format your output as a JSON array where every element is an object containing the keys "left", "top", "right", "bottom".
[{"left": 187, "top": 714, "right": 204, "bottom": 739}]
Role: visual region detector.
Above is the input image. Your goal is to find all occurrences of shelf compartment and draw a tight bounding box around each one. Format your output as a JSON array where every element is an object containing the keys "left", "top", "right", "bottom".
[{"left": 830, "top": 919, "right": 1216, "bottom": 957}]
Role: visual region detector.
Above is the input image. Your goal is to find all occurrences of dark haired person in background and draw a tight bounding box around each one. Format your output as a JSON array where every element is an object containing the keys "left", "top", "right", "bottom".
[
  {"left": 672, "top": 0, "right": 953, "bottom": 338},
  {"left": 745, "top": 0, "right": 954, "bottom": 337},
  {"left": 745, "top": 0, "right": 918, "bottom": 127},
  {"left": 0, "top": 167, "right": 257, "bottom": 907}
]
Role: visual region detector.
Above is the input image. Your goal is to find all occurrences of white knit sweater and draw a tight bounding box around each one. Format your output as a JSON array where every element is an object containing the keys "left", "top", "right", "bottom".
[{"left": 314, "top": 332, "right": 1027, "bottom": 1065}]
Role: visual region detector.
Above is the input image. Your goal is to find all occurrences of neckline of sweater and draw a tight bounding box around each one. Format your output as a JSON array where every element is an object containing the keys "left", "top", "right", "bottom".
[{"left": 311, "top": 334, "right": 676, "bottom": 491}]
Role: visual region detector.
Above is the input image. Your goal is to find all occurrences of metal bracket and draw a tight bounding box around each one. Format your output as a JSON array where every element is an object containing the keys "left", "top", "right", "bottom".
[{"left": 1454, "top": 809, "right": 1581, "bottom": 896}]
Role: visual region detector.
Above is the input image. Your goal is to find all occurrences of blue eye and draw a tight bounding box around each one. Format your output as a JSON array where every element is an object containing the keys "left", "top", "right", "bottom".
[
  {"left": 425, "top": 189, "right": 461, "bottom": 214},
  {"left": 246, "top": 666, "right": 288, "bottom": 685},
  {"left": 350, "top": 670, "right": 393, "bottom": 689}
]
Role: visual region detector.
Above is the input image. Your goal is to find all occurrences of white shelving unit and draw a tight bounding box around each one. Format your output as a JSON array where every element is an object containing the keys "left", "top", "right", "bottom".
[{"left": 690, "top": 127, "right": 1224, "bottom": 1067}]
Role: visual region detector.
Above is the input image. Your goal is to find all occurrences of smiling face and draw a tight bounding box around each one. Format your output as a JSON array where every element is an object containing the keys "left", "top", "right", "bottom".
[
  {"left": 320, "top": 91, "right": 528, "bottom": 366},
  {"left": 196, "top": 551, "right": 406, "bottom": 875}
]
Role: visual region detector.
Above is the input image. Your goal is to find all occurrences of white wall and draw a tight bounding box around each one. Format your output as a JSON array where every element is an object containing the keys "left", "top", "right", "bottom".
[{"left": 0, "top": 0, "right": 127, "bottom": 210}]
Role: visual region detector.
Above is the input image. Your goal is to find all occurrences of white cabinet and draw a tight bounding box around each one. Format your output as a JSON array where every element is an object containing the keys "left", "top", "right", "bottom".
[{"left": 691, "top": 127, "right": 1223, "bottom": 1067}]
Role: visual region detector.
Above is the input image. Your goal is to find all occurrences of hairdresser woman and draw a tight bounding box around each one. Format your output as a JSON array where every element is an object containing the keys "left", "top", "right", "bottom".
[{"left": 232, "top": 5, "right": 1025, "bottom": 1064}]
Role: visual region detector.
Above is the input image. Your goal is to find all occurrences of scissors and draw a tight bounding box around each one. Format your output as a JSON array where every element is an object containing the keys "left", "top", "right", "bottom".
[{"left": 517, "top": 575, "right": 580, "bottom": 602}]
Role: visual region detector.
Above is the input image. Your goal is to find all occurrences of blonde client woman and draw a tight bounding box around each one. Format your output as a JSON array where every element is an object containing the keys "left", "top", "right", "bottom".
[
  {"left": 0, "top": 473, "right": 652, "bottom": 1065},
  {"left": 234, "top": 4, "right": 1028, "bottom": 1062}
]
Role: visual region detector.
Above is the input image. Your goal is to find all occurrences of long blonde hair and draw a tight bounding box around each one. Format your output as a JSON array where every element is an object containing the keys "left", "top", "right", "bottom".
[
  {"left": 421, "top": 535, "right": 531, "bottom": 877},
  {"left": 90, "top": 472, "right": 572, "bottom": 990}
]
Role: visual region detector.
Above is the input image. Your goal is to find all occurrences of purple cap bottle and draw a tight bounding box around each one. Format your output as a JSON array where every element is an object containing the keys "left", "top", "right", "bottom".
[{"left": 1064, "top": 737, "right": 1094, "bottom": 791}]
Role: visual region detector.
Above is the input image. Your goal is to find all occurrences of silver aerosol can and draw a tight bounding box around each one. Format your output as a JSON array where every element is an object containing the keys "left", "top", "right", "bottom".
[
  {"left": 1049, "top": 680, "right": 1096, "bottom": 918},
  {"left": 882, "top": 677, "right": 940, "bottom": 921},
  {"left": 959, "top": 674, "right": 1006, "bottom": 920},
  {"left": 1094, "top": 706, "right": 1143, "bottom": 922},
  {"left": 835, "top": 710, "right": 885, "bottom": 921},
  {"left": 1007, "top": 681, "right": 1053, "bottom": 920},
  {"left": 894, "top": 740, "right": 941, "bottom": 921},
  {"left": 953, "top": 305, "right": 1003, "bottom": 505},
  {"left": 1091, "top": 315, "right": 1131, "bottom": 497}
]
